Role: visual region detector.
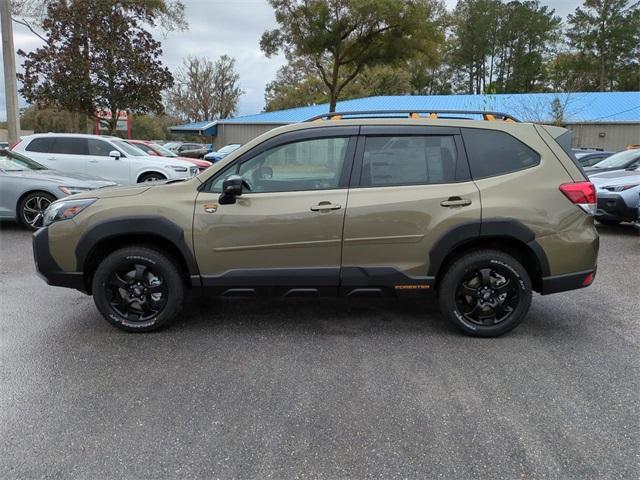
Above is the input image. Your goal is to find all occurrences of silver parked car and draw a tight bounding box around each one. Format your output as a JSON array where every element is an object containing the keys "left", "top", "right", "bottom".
[
  {"left": 0, "top": 150, "right": 116, "bottom": 230},
  {"left": 590, "top": 166, "right": 640, "bottom": 225}
]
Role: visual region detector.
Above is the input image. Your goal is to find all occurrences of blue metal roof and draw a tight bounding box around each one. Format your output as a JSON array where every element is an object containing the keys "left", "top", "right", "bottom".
[{"left": 171, "top": 92, "right": 639, "bottom": 134}]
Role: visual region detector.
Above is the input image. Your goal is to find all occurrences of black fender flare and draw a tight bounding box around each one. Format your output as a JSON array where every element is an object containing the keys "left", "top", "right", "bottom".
[
  {"left": 75, "top": 216, "right": 200, "bottom": 276},
  {"left": 427, "top": 218, "right": 550, "bottom": 277}
]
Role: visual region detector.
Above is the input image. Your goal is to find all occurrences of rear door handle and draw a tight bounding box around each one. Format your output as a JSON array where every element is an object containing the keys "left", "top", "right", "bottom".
[
  {"left": 88, "top": 159, "right": 99, "bottom": 163},
  {"left": 440, "top": 197, "right": 472, "bottom": 207},
  {"left": 47, "top": 157, "right": 57, "bottom": 161},
  {"left": 310, "top": 202, "right": 342, "bottom": 212}
]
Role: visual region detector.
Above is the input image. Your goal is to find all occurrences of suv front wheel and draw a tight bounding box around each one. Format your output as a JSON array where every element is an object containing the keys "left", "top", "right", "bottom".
[
  {"left": 438, "top": 250, "right": 532, "bottom": 337},
  {"left": 92, "top": 246, "right": 184, "bottom": 332}
]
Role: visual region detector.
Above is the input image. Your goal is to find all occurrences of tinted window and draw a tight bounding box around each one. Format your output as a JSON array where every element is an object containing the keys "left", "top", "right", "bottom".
[
  {"left": 25, "top": 137, "right": 54, "bottom": 153},
  {"left": 237, "top": 137, "right": 349, "bottom": 193},
  {"left": 361, "top": 135, "right": 458, "bottom": 186},
  {"left": 462, "top": 129, "right": 540, "bottom": 178},
  {"left": 51, "top": 138, "right": 88, "bottom": 155},
  {"left": 87, "top": 139, "right": 113, "bottom": 156}
]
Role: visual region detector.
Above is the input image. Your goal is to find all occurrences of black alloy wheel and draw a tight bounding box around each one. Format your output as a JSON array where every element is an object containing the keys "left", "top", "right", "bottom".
[
  {"left": 92, "top": 246, "right": 184, "bottom": 332},
  {"left": 439, "top": 250, "right": 532, "bottom": 337},
  {"left": 107, "top": 262, "right": 169, "bottom": 324},
  {"left": 455, "top": 266, "right": 520, "bottom": 326}
]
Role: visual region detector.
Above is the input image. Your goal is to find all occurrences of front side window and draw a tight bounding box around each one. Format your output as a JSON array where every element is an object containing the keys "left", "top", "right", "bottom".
[
  {"left": 236, "top": 137, "right": 349, "bottom": 193},
  {"left": 87, "top": 139, "right": 113, "bottom": 156},
  {"left": 462, "top": 128, "right": 540, "bottom": 179},
  {"left": 360, "top": 135, "right": 458, "bottom": 186}
]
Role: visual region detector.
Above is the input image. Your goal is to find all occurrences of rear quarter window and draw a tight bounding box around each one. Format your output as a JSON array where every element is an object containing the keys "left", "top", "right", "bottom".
[{"left": 462, "top": 128, "right": 540, "bottom": 179}]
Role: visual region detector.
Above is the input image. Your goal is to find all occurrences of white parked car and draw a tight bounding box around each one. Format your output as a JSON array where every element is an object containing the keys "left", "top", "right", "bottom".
[{"left": 12, "top": 133, "right": 199, "bottom": 185}]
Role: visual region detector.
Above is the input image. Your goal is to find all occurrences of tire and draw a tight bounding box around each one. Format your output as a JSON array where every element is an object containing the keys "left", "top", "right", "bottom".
[
  {"left": 596, "top": 218, "right": 621, "bottom": 225},
  {"left": 438, "top": 250, "right": 532, "bottom": 337},
  {"left": 18, "top": 191, "right": 56, "bottom": 230},
  {"left": 138, "top": 172, "right": 166, "bottom": 183},
  {"left": 91, "top": 246, "right": 184, "bottom": 332}
]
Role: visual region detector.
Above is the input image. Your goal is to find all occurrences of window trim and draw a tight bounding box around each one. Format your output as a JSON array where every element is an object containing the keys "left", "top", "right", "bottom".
[
  {"left": 200, "top": 126, "right": 359, "bottom": 194},
  {"left": 350, "top": 132, "right": 470, "bottom": 189},
  {"left": 460, "top": 127, "right": 541, "bottom": 180}
]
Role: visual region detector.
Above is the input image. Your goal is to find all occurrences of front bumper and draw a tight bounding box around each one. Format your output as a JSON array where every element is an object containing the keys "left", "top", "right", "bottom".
[
  {"left": 32, "top": 227, "right": 87, "bottom": 293},
  {"left": 596, "top": 193, "right": 638, "bottom": 222}
]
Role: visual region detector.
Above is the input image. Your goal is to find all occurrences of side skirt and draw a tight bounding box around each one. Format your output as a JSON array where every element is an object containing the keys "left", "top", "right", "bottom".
[{"left": 196, "top": 267, "right": 436, "bottom": 298}]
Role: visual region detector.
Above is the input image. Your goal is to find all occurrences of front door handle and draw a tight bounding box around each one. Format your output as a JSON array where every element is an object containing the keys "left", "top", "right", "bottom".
[
  {"left": 440, "top": 197, "right": 472, "bottom": 207},
  {"left": 88, "top": 159, "right": 99, "bottom": 163},
  {"left": 310, "top": 202, "right": 342, "bottom": 212}
]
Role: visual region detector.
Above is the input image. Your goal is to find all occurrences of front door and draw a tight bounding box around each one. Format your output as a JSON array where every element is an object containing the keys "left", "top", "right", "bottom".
[{"left": 193, "top": 128, "right": 357, "bottom": 294}]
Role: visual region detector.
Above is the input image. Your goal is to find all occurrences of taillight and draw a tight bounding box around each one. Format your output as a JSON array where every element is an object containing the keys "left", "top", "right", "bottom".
[
  {"left": 559, "top": 181, "right": 596, "bottom": 215},
  {"left": 9, "top": 139, "right": 21, "bottom": 150}
]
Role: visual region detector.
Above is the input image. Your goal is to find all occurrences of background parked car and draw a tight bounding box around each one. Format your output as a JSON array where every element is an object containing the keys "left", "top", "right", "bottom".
[
  {"left": 573, "top": 150, "right": 614, "bottom": 168},
  {"left": 584, "top": 148, "right": 640, "bottom": 174},
  {"left": 13, "top": 134, "right": 198, "bottom": 185},
  {"left": 0, "top": 149, "right": 116, "bottom": 229},
  {"left": 0, "top": 141, "right": 8, "bottom": 151},
  {"left": 204, "top": 143, "right": 242, "bottom": 163},
  {"left": 590, "top": 166, "right": 640, "bottom": 225},
  {"left": 124, "top": 140, "right": 211, "bottom": 172}
]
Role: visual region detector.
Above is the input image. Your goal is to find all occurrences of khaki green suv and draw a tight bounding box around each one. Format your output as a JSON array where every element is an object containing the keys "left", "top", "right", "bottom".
[{"left": 32, "top": 111, "right": 599, "bottom": 336}]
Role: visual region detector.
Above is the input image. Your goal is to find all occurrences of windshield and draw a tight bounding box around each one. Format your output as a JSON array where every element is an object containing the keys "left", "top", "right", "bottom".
[
  {"left": 592, "top": 149, "right": 640, "bottom": 168},
  {"left": 150, "top": 143, "right": 178, "bottom": 157},
  {"left": 218, "top": 144, "right": 241, "bottom": 154},
  {"left": 112, "top": 139, "right": 147, "bottom": 156},
  {"left": 0, "top": 151, "right": 47, "bottom": 171}
]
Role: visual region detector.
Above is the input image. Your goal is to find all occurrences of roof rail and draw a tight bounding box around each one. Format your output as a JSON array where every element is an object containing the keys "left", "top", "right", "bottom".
[{"left": 304, "top": 109, "right": 520, "bottom": 123}]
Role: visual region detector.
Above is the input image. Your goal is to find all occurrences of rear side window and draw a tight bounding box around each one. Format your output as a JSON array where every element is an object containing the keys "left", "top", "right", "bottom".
[
  {"left": 361, "top": 135, "right": 458, "bottom": 186},
  {"left": 462, "top": 128, "right": 540, "bottom": 179},
  {"left": 51, "top": 138, "right": 88, "bottom": 155},
  {"left": 25, "top": 137, "right": 54, "bottom": 153}
]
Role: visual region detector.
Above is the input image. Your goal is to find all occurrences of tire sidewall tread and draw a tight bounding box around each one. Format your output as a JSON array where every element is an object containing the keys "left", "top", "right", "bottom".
[
  {"left": 438, "top": 249, "right": 532, "bottom": 337},
  {"left": 91, "top": 245, "right": 184, "bottom": 332}
]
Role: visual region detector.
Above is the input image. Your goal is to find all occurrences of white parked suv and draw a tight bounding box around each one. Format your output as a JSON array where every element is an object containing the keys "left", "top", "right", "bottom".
[{"left": 13, "top": 133, "right": 199, "bottom": 185}]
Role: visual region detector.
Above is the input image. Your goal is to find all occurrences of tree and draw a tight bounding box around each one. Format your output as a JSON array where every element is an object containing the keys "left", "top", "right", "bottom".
[
  {"left": 449, "top": 0, "right": 561, "bottom": 94},
  {"left": 566, "top": 0, "right": 640, "bottom": 91},
  {"left": 131, "top": 114, "right": 183, "bottom": 140},
  {"left": 20, "top": 105, "right": 87, "bottom": 133},
  {"left": 167, "top": 56, "right": 244, "bottom": 122},
  {"left": 261, "top": 0, "right": 444, "bottom": 112},
  {"left": 10, "top": 0, "right": 187, "bottom": 40},
  {"left": 18, "top": 0, "right": 174, "bottom": 134}
]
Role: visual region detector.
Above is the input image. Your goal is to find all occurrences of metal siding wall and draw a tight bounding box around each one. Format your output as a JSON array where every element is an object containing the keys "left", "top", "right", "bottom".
[
  {"left": 566, "top": 123, "right": 640, "bottom": 151},
  {"left": 214, "top": 123, "right": 286, "bottom": 150}
]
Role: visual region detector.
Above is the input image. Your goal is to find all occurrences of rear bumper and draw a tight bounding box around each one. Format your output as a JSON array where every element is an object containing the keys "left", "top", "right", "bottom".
[
  {"left": 32, "top": 227, "right": 87, "bottom": 293},
  {"left": 596, "top": 194, "right": 637, "bottom": 222},
  {"left": 540, "top": 268, "right": 596, "bottom": 295}
]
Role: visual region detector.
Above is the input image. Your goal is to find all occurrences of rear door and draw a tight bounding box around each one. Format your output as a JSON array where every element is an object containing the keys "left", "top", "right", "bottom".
[{"left": 341, "top": 126, "right": 481, "bottom": 291}]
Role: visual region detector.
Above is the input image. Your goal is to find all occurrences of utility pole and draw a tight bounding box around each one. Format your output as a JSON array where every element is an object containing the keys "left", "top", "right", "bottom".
[{"left": 0, "top": 0, "right": 21, "bottom": 144}]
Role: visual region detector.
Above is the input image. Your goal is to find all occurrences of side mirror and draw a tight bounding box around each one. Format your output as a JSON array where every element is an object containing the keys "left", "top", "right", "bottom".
[
  {"left": 109, "top": 150, "right": 121, "bottom": 160},
  {"left": 219, "top": 174, "right": 249, "bottom": 205}
]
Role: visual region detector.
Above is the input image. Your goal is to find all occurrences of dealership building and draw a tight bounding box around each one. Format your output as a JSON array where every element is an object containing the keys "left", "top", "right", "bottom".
[{"left": 170, "top": 91, "right": 639, "bottom": 151}]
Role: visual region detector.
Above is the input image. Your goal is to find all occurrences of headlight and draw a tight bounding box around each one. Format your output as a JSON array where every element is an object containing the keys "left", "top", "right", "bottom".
[
  {"left": 603, "top": 184, "right": 639, "bottom": 192},
  {"left": 167, "top": 165, "right": 188, "bottom": 172},
  {"left": 43, "top": 198, "right": 96, "bottom": 227},
  {"left": 58, "top": 186, "right": 92, "bottom": 195}
]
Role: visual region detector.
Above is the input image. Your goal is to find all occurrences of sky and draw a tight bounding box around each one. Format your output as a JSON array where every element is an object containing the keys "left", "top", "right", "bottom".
[{"left": 0, "top": 0, "right": 585, "bottom": 122}]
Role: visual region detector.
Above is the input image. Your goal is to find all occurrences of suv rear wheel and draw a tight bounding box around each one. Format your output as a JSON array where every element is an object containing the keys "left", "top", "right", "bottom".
[
  {"left": 91, "top": 246, "right": 184, "bottom": 332},
  {"left": 438, "top": 250, "right": 532, "bottom": 337}
]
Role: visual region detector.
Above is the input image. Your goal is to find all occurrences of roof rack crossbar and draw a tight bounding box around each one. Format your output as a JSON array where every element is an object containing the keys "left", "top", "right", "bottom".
[{"left": 304, "top": 109, "right": 520, "bottom": 123}]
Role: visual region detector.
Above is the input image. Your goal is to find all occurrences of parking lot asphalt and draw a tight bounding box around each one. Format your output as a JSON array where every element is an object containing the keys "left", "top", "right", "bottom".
[{"left": 0, "top": 222, "right": 638, "bottom": 479}]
